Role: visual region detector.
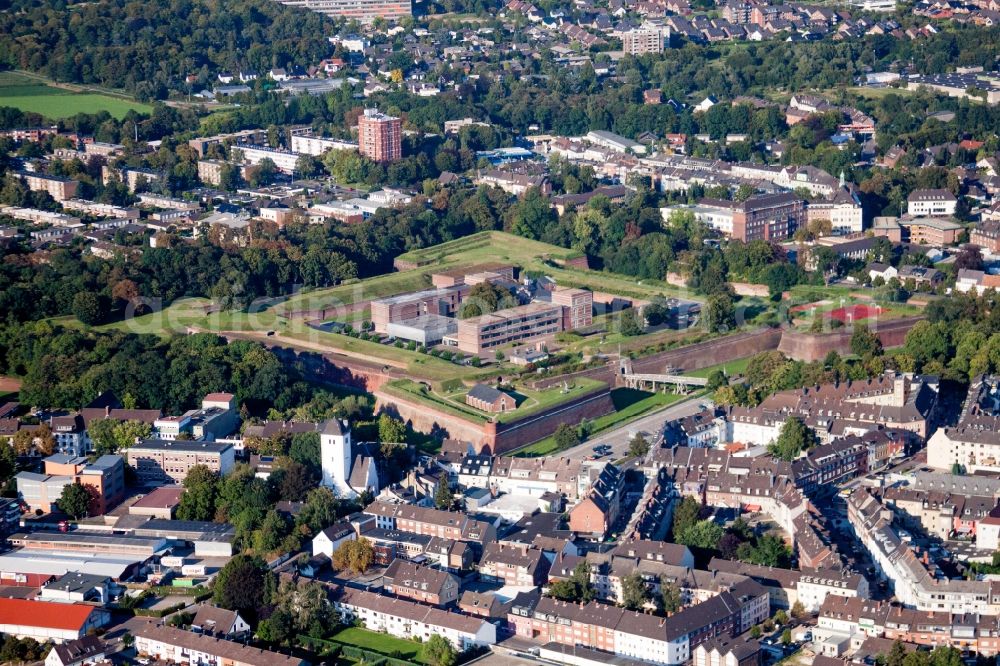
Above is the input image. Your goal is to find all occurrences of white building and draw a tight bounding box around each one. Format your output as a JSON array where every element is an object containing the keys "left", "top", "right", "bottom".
[
  {"left": 320, "top": 419, "right": 378, "bottom": 499},
  {"left": 332, "top": 587, "right": 496, "bottom": 650},
  {"left": 290, "top": 134, "right": 358, "bottom": 156},
  {"left": 907, "top": 189, "right": 957, "bottom": 217},
  {"left": 234, "top": 144, "right": 300, "bottom": 174},
  {"left": 134, "top": 624, "right": 304, "bottom": 665},
  {"left": 0, "top": 599, "right": 108, "bottom": 643},
  {"left": 311, "top": 522, "right": 356, "bottom": 557}
]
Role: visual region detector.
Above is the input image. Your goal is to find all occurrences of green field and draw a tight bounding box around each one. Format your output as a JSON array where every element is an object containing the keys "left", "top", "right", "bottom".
[
  {"left": 0, "top": 71, "right": 152, "bottom": 120},
  {"left": 383, "top": 376, "right": 609, "bottom": 425},
  {"left": 514, "top": 388, "right": 693, "bottom": 457},
  {"left": 687, "top": 357, "right": 752, "bottom": 379}
]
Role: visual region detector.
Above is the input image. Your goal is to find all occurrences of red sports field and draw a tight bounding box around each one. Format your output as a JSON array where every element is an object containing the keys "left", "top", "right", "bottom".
[{"left": 826, "top": 304, "right": 882, "bottom": 322}]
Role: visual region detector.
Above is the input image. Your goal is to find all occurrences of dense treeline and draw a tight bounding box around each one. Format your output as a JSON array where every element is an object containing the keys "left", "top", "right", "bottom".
[
  {"left": 0, "top": 0, "right": 336, "bottom": 100},
  {"left": 0, "top": 324, "right": 308, "bottom": 413}
]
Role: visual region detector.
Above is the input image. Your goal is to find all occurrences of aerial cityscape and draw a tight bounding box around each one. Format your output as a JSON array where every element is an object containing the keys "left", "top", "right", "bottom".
[{"left": 0, "top": 0, "right": 998, "bottom": 663}]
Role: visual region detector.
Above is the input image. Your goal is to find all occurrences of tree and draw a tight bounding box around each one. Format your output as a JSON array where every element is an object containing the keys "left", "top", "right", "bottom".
[
  {"left": 851, "top": 324, "right": 883, "bottom": 359},
  {"left": 620, "top": 572, "right": 650, "bottom": 610},
  {"left": 781, "top": 628, "right": 792, "bottom": 646},
  {"left": 706, "top": 369, "right": 728, "bottom": 391},
  {"left": 739, "top": 533, "right": 792, "bottom": 567},
  {"left": 750, "top": 625, "right": 762, "bottom": 639},
  {"left": 554, "top": 423, "right": 581, "bottom": 450},
  {"left": 58, "top": 482, "right": 92, "bottom": 519},
  {"left": 955, "top": 245, "right": 984, "bottom": 272},
  {"left": 434, "top": 480, "right": 454, "bottom": 510},
  {"left": 377, "top": 413, "right": 407, "bottom": 445},
  {"left": 88, "top": 418, "right": 119, "bottom": 456},
  {"left": 213, "top": 554, "right": 273, "bottom": 623},
  {"left": 704, "top": 292, "right": 737, "bottom": 333},
  {"left": 767, "top": 417, "right": 816, "bottom": 461},
  {"left": 332, "top": 538, "right": 374, "bottom": 574},
  {"left": 672, "top": 495, "right": 702, "bottom": 539},
  {"left": 774, "top": 609, "right": 789, "bottom": 625},
  {"left": 618, "top": 308, "right": 644, "bottom": 336},
  {"left": 791, "top": 601, "right": 809, "bottom": 621},
  {"left": 0, "top": 442, "right": 14, "bottom": 486},
  {"left": 423, "top": 635, "right": 458, "bottom": 666},
  {"left": 660, "top": 579, "right": 682, "bottom": 614},
  {"left": 176, "top": 465, "right": 219, "bottom": 521},
  {"left": 33, "top": 423, "right": 55, "bottom": 456},
  {"left": 458, "top": 281, "right": 515, "bottom": 319},
  {"left": 71, "top": 291, "right": 107, "bottom": 325},
  {"left": 274, "top": 460, "right": 315, "bottom": 502},
  {"left": 296, "top": 487, "right": 340, "bottom": 534},
  {"left": 113, "top": 420, "right": 151, "bottom": 452},
  {"left": 628, "top": 433, "right": 650, "bottom": 457},
  {"left": 678, "top": 520, "right": 725, "bottom": 549}
]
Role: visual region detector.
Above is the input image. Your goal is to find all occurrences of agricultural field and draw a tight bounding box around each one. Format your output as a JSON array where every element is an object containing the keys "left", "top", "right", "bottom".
[{"left": 0, "top": 71, "right": 152, "bottom": 120}]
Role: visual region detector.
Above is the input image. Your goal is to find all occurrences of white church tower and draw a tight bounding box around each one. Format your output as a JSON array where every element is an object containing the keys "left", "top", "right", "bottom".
[{"left": 320, "top": 419, "right": 354, "bottom": 497}]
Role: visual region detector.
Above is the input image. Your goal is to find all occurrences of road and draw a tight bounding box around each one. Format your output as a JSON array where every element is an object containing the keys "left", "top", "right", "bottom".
[{"left": 559, "top": 395, "right": 710, "bottom": 462}]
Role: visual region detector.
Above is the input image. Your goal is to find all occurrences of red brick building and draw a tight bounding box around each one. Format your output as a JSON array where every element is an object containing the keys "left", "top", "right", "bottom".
[{"left": 359, "top": 108, "right": 402, "bottom": 163}]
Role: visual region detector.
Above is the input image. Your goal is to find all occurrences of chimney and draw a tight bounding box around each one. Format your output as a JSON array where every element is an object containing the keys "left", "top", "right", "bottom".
[{"left": 105, "top": 405, "right": 111, "bottom": 417}]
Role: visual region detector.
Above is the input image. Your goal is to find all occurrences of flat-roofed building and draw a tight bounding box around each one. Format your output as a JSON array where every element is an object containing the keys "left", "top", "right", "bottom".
[
  {"left": 276, "top": 0, "right": 412, "bottom": 21},
  {"left": 126, "top": 439, "right": 235, "bottom": 484},
  {"left": 551, "top": 286, "right": 593, "bottom": 330},
  {"left": 187, "top": 129, "right": 268, "bottom": 157},
  {"left": 234, "top": 144, "right": 299, "bottom": 174},
  {"left": 454, "top": 302, "right": 563, "bottom": 354},
  {"left": 358, "top": 108, "right": 403, "bottom": 162},
  {"left": 17, "top": 172, "right": 78, "bottom": 201},
  {"left": 622, "top": 27, "right": 666, "bottom": 55},
  {"left": 16, "top": 454, "right": 125, "bottom": 515},
  {"left": 290, "top": 134, "right": 358, "bottom": 156},
  {"left": 370, "top": 287, "right": 465, "bottom": 334},
  {"left": 732, "top": 192, "right": 806, "bottom": 242},
  {"left": 897, "top": 216, "right": 962, "bottom": 246}
]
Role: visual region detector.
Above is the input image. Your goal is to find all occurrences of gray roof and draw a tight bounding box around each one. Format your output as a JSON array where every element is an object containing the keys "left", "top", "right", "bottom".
[{"left": 467, "top": 384, "right": 507, "bottom": 404}]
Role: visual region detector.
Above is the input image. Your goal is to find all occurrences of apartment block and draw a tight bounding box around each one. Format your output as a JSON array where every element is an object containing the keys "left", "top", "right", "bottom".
[
  {"left": 383, "top": 559, "right": 460, "bottom": 606},
  {"left": 622, "top": 27, "right": 666, "bottom": 55},
  {"left": 928, "top": 374, "right": 1000, "bottom": 474},
  {"left": 276, "top": 0, "right": 412, "bottom": 22},
  {"left": 126, "top": 439, "right": 235, "bottom": 484},
  {"left": 455, "top": 302, "right": 563, "bottom": 354},
  {"left": 290, "top": 134, "right": 358, "bottom": 156},
  {"left": 235, "top": 144, "right": 299, "bottom": 174},
  {"left": 134, "top": 624, "right": 305, "bottom": 666},
  {"left": 16, "top": 454, "right": 125, "bottom": 515},
  {"left": 358, "top": 108, "right": 402, "bottom": 163},
  {"left": 17, "top": 172, "right": 78, "bottom": 202},
  {"left": 187, "top": 129, "right": 268, "bottom": 157},
  {"left": 731, "top": 192, "right": 806, "bottom": 242}
]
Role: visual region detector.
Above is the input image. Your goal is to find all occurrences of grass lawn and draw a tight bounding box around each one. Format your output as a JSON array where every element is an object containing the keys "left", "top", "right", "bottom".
[
  {"left": 687, "top": 357, "right": 752, "bottom": 379},
  {"left": 384, "top": 376, "right": 608, "bottom": 425},
  {"left": 0, "top": 71, "right": 151, "bottom": 120},
  {"left": 275, "top": 271, "right": 434, "bottom": 315},
  {"left": 327, "top": 626, "right": 425, "bottom": 663},
  {"left": 514, "top": 388, "right": 694, "bottom": 457}
]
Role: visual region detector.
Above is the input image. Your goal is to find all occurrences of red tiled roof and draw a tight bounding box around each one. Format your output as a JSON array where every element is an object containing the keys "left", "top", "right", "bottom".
[{"left": 0, "top": 598, "right": 96, "bottom": 630}]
